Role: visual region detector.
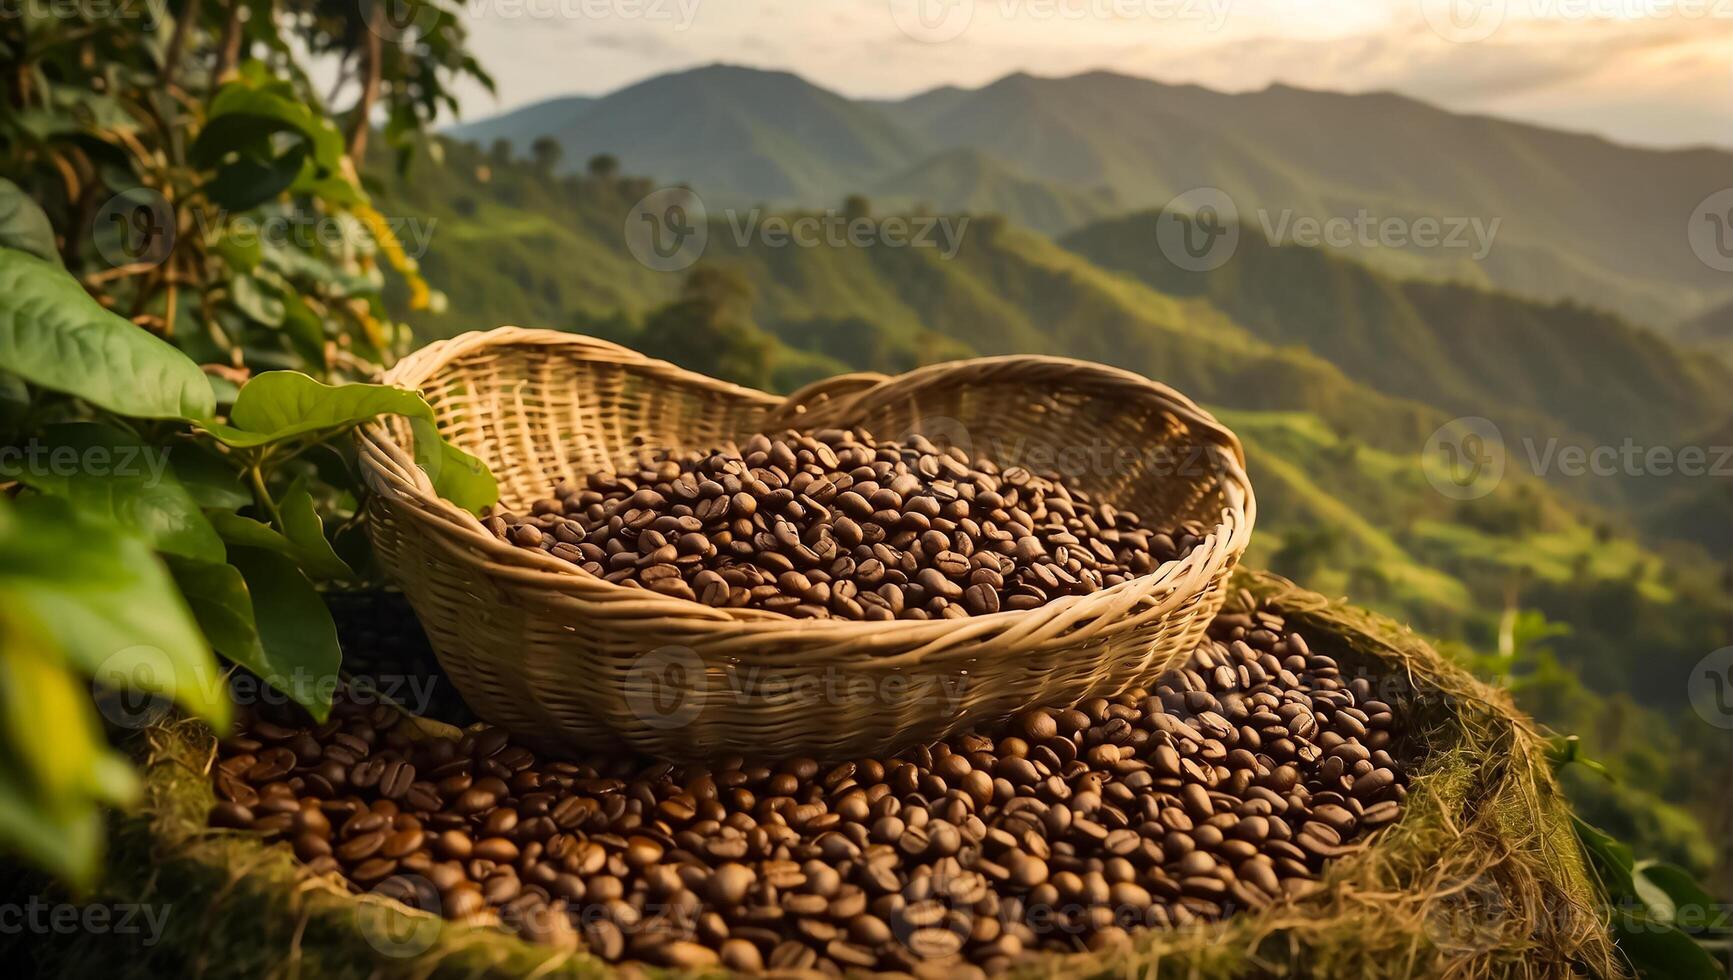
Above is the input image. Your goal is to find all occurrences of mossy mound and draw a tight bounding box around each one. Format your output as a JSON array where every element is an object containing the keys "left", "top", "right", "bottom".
[{"left": 15, "top": 571, "right": 1620, "bottom": 979}]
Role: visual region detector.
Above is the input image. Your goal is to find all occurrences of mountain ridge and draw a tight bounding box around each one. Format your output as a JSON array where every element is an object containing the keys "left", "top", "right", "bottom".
[{"left": 447, "top": 63, "right": 1733, "bottom": 328}]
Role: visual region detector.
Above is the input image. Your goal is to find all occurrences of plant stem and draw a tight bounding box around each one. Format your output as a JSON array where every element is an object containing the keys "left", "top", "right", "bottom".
[{"left": 247, "top": 459, "right": 282, "bottom": 528}]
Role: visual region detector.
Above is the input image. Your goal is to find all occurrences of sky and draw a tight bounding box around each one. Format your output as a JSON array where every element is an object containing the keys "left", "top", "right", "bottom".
[{"left": 438, "top": 0, "right": 1733, "bottom": 149}]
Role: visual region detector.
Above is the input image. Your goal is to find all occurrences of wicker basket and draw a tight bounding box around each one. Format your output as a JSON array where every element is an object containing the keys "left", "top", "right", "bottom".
[{"left": 356, "top": 327, "right": 1255, "bottom": 760}]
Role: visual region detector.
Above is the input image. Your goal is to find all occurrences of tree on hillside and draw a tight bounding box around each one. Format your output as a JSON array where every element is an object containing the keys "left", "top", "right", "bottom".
[
  {"left": 532, "top": 137, "right": 564, "bottom": 174},
  {"left": 489, "top": 139, "right": 516, "bottom": 167},
  {"left": 639, "top": 266, "right": 775, "bottom": 389},
  {"left": 588, "top": 154, "right": 621, "bottom": 180},
  {"left": 843, "top": 194, "right": 872, "bottom": 220}
]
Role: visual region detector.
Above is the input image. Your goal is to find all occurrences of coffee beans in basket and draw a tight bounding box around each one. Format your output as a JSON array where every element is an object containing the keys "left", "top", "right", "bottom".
[
  {"left": 482, "top": 428, "right": 1206, "bottom": 619},
  {"left": 211, "top": 601, "right": 1408, "bottom": 973}
]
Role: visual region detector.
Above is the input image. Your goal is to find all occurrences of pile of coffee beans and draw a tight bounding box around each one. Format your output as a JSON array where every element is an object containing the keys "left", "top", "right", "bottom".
[
  {"left": 484, "top": 428, "right": 1205, "bottom": 619},
  {"left": 211, "top": 601, "right": 1407, "bottom": 973}
]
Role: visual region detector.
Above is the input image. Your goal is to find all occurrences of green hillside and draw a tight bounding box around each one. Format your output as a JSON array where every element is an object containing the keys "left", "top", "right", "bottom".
[
  {"left": 1063, "top": 211, "right": 1733, "bottom": 454},
  {"left": 870, "top": 148, "right": 1120, "bottom": 235}
]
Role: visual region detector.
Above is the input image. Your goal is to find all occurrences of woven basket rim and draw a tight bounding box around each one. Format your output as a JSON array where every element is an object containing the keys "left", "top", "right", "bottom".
[{"left": 355, "top": 327, "right": 1257, "bottom": 644}]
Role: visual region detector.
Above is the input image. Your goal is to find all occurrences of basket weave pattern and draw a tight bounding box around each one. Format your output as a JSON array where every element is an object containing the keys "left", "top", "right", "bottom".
[{"left": 358, "top": 328, "right": 1255, "bottom": 760}]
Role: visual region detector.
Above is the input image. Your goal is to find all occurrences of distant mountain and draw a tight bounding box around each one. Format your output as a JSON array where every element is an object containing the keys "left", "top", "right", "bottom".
[
  {"left": 870, "top": 148, "right": 1120, "bottom": 235},
  {"left": 451, "top": 65, "right": 1733, "bottom": 326},
  {"left": 466, "top": 65, "right": 927, "bottom": 205}
]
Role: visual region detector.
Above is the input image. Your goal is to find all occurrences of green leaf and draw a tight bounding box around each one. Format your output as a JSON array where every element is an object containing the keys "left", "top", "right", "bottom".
[
  {"left": 1633, "top": 862, "right": 1723, "bottom": 928},
  {"left": 210, "top": 510, "right": 294, "bottom": 551},
  {"left": 412, "top": 416, "right": 499, "bottom": 514},
  {"left": 208, "top": 491, "right": 352, "bottom": 581},
  {"left": 0, "top": 496, "right": 230, "bottom": 729},
  {"left": 0, "top": 370, "right": 27, "bottom": 442},
  {"left": 280, "top": 480, "right": 355, "bottom": 579},
  {"left": 171, "top": 446, "right": 252, "bottom": 511},
  {"left": 168, "top": 559, "right": 263, "bottom": 664},
  {"left": 199, "top": 371, "right": 498, "bottom": 513},
  {"left": 0, "top": 178, "right": 61, "bottom": 264},
  {"left": 230, "top": 272, "right": 286, "bottom": 327},
  {"left": 277, "top": 289, "right": 327, "bottom": 367},
  {"left": 0, "top": 582, "right": 142, "bottom": 890},
  {"left": 1572, "top": 813, "right": 1637, "bottom": 899},
  {"left": 0, "top": 634, "right": 138, "bottom": 810},
  {"left": 205, "top": 143, "right": 309, "bottom": 212},
  {"left": 225, "top": 548, "right": 338, "bottom": 720},
  {"left": 0, "top": 422, "right": 225, "bottom": 562},
  {"left": 0, "top": 762, "right": 104, "bottom": 889},
  {"left": 1614, "top": 915, "right": 1723, "bottom": 980},
  {"left": 189, "top": 112, "right": 300, "bottom": 170},
  {"left": 205, "top": 371, "right": 430, "bottom": 446},
  {"left": 1633, "top": 866, "right": 1679, "bottom": 924},
  {"left": 209, "top": 78, "right": 348, "bottom": 176},
  {"left": 210, "top": 229, "right": 263, "bottom": 273},
  {"left": 169, "top": 557, "right": 334, "bottom": 718},
  {"left": 0, "top": 249, "right": 215, "bottom": 420}
]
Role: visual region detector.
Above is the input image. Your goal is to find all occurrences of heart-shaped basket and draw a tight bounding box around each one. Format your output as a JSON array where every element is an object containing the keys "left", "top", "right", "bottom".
[{"left": 357, "top": 328, "right": 1255, "bottom": 760}]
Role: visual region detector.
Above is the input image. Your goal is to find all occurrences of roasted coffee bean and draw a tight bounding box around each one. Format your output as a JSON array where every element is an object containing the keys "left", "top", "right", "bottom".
[
  {"left": 213, "top": 596, "right": 1407, "bottom": 974},
  {"left": 488, "top": 428, "right": 1204, "bottom": 620}
]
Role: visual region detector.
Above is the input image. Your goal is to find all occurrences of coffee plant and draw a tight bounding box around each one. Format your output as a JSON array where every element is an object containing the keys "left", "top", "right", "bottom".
[{"left": 0, "top": 0, "right": 494, "bottom": 884}]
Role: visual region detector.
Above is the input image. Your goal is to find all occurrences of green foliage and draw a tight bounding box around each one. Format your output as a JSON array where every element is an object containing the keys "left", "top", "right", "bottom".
[
  {"left": 0, "top": 250, "right": 215, "bottom": 420},
  {"left": 1, "top": 422, "right": 224, "bottom": 563},
  {"left": 1062, "top": 210, "right": 1733, "bottom": 459},
  {"left": 1548, "top": 740, "right": 1727, "bottom": 978},
  {"left": 0, "top": 254, "right": 497, "bottom": 884},
  {"left": 1565, "top": 798, "right": 1727, "bottom": 978},
  {"left": 0, "top": 179, "right": 61, "bottom": 264},
  {"left": 0, "top": 0, "right": 493, "bottom": 887}
]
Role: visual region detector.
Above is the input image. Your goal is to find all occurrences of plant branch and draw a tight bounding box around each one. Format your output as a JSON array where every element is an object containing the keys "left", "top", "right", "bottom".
[
  {"left": 347, "top": 7, "right": 385, "bottom": 162},
  {"left": 158, "top": 0, "right": 206, "bottom": 94},
  {"left": 213, "top": 2, "right": 244, "bottom": 85}
]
